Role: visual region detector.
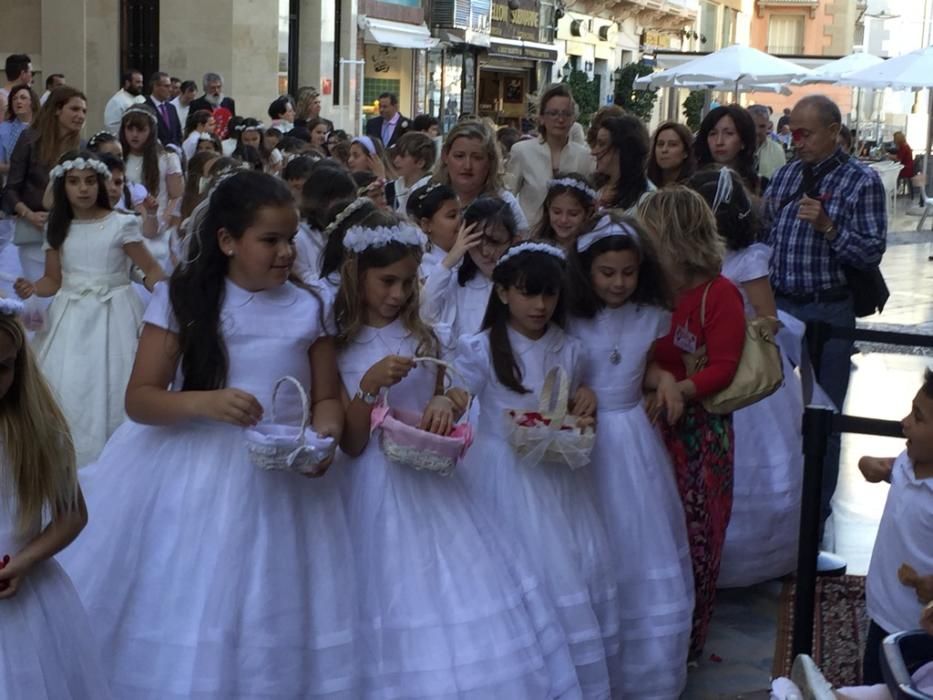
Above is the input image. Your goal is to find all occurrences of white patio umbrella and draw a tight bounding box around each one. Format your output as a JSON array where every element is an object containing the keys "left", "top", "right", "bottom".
[
  {"left": 839, "top": 46, "right": 933, "bottom": 226},
  {"left": 635, "top": 44, "right": 811, "bottom": 98},
  {"left": 794, "top": 51, "right": 883, "bottom": 85}
]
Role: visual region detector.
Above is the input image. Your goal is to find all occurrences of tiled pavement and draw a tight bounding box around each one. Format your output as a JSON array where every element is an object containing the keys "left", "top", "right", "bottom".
[{"left": 683, "top": 209, "right": 933, "bottom": 698}]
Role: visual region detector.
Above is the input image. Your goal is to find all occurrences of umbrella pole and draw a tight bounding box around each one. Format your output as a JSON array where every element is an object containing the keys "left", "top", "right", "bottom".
[
  {"left": 854, "top": 87, "right": 862, "bottom": 154},
  {"left": 924, "top": 88, "right": 932, "bottom": 203}
]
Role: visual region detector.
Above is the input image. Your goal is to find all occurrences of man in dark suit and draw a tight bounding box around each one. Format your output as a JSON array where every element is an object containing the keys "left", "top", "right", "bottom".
[
  {"left": 365, "top": 92, "right": 410, "bottom": 148},
  {"left": 145, "top": 71, "right": 183, "bottom": 147},
  {"left": 188, "top": 71, "right": 237, "bottom": 117}
]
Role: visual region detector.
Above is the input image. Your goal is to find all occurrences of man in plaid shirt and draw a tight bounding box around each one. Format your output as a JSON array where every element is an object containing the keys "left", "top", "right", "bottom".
[{"left": 763, "top": 94, "right": 887, "bottom": 541}]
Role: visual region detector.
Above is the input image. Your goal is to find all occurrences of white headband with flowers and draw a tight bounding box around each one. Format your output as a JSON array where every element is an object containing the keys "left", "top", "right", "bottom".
[
  {"left": 547, "top": 177, "right": 597, "bottom": 201},
  {"left": 50, "top": 157, "right": 112, "bottom": 181},
  {"left": 495, "top": 241, "right": 566, "bottom": 269},
  {"left": 343, "top": 223, "right": 426, "bottom": 253},
  {"left": 575, "top": 215, "right": 639, "bottom": 253}
]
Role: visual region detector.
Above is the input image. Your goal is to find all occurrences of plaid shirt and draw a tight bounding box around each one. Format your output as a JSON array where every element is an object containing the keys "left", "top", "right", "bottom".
[{"left": 762, "top": 149, "right": 887, "bottom": 295}]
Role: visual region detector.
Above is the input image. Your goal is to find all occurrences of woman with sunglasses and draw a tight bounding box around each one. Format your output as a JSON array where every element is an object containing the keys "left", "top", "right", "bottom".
[{"left": 505, "top": 83, "right": 593, "bottom": 228}]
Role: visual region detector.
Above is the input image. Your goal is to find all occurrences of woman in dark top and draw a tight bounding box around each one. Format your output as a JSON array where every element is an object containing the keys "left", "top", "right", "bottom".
[
  {"left": 2, "top": 86, "right": 86, "bottom": 280},
  {"left": 590, "top": 114, "right": 654, "bottom": 213},
  {"left": 647, "top": 121, "right": 696, "bottom": 188},
  {"left": 694, "top": 105, "right": 763, "bottom": 195}
]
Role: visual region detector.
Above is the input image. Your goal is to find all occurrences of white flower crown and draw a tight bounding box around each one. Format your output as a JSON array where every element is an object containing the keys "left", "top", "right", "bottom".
[
  {"left": 50, "top": 157, "right": 112, "bottom": 181},
  {"left": 547, "top": 177, "right": 597, "bottom": 201},
  {"left": 576, "top": 214, "right": 639, "bottom": 253},
  {"left": 122, "top": 105, "right": 158, "bottom": 126},
  {"left": 495, "top": 241, "right": 566, "bottom": 269},
  {"left": 343, "top": 224, "right": 426, "bottom": 253},
  {"left": 234, "top": 123, "right": 264, "bottom": 133},
  {"left": 0, "top": 298, "right": 24, "bottom": 318}
]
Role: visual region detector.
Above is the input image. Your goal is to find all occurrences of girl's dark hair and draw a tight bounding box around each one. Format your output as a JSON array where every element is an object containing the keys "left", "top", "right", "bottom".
[
  {"left": 169, "top": 171, "right": 298, "bottom": 390},
  {"left": 687, "top": 166, "right": 759, "bottom": 251},
  {"left": 481, "top": 247, "right": 567, "bottom": 394},
  {"left": 647, "top": 121, "right": 697, "bottom": 187},
  {"left": 567, "top": 212, "right": 671, "bottom": 318},
  {"left": 232, "top": 119, "right": 272, "bottom": 166},
  {"left": 694, "top": 105, "right": 761, "bottom": 194},
  {"left": 301, "top": 164, "right": 357, "bottom": 229},
  {"left": 207, "top": 156, "right": 242, "bottom": 177},
  {"left": 352, "top": 170, "right": 377, "bottom": 193},
  {"left": 595, "top": 115, "right": 650, "bottom": 210},
  {"left": 120, "top": 106, "right": 162, "bottom": 195},
  {"left": 97, "top": 153, "right": 133, "bottom": 210},
  {"left": 184, "top": 109, "right": 214, "bottom": 138},
  {"left": 267, "top": 96, "right": 294, "bottom": 120},
  {"left": 180, "top": 150, "right": 221, "bottom": 220},
  {"left": 458, "top": 196, "right": 518, "bottom": 286},
  {"left": 406, "top": 182, "right": 457, "bottom": 221},
  {"left": 531, "top": 172, "right": 596, "bottom": 244},
  {"left": 235, "top": 144, "right": 263, "bottom": 171},
  {"left": 283, "top": 155, "right": 315, "bottom": 182},
  {"left": 87, "top": 130, "right": 119, "bottom": 152},
  {"left": 318, "top": 198, "right": 392, "bottom": 279},
  {"left": 46, "top": 151, "right": 113, "bottom": 250}
]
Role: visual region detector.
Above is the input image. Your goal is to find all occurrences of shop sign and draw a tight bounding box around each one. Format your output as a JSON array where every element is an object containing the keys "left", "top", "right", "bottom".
[
  {"left": 490, "top": 0, "right": 540, "bottom": 41},
  {"left": 488, "top": 41, "right": 557, "bottom": 62}
]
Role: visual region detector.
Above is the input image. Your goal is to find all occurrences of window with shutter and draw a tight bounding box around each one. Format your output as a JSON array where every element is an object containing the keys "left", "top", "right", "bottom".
[{"left": 767, "top": 15, "right": 805, "bottom": 54}]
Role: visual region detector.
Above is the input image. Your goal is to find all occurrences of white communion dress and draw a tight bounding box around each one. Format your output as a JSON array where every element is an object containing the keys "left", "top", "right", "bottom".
[
  {"left": 455, "top": 326, "right": 623, "bottom": 699},
  {"left": 0, "top": 464, "right": 112, "bottom": 700},
  {"left": 421, "top": 262, "right": 492, "bottom": 356},
  {"left": 336, "top": 319, "right": 581, "bottom": 699},
  {"left": 33, "top": 211, "right": 146, "bottom": 467},
  {"left": 718, "top": 243, "right": 805, "bottom": 587},
  {"left": 58, "top": 279, "right": 360, "bottom": 699},
  {"left": 568, "top": 304, "right": 694, "bottom": 699}
]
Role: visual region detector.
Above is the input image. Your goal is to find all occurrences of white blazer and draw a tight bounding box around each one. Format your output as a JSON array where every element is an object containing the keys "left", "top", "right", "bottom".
[{"left": 505, "top": 137, "right": 594, "bottom": 228}]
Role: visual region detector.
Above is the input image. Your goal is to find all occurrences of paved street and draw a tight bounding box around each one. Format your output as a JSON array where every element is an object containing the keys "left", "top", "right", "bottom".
[{"left": 684, "top": 207, "right": 933, "bottom": 698}]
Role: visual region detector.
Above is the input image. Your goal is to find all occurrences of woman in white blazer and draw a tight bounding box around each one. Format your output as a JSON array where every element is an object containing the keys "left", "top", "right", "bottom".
[{"left": 505, "top": 83, "right": 594, "bottom": 228}]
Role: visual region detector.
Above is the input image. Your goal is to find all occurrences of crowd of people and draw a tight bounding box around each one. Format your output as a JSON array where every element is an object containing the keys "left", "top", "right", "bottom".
[{"left": 0, "top": 49, "right": 923, "bottom": 699}]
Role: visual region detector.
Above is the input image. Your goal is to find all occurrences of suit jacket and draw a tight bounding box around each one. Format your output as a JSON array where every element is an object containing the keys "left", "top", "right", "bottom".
[
  {"left": 365, "top": 114, "right": 410, "bottom": 148},
  {"left": 189, "top": 96, "right": 237, "bottom": 118},
  {"left": 145, "top": 97, "right": 183, "bottom": 148}
]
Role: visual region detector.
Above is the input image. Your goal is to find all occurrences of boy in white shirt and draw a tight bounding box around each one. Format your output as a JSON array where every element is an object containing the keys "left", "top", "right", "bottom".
[{"left": 861, "top": 368, "right": 933, "bottom": 683}]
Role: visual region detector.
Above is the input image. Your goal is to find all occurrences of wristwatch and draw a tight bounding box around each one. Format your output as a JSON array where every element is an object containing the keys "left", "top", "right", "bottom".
[
  {"left": 354, "top": 387, "right": 379, "bottom": 405},
  {"left": 821, "top": 222, "right": 838, "bottom": 239}
]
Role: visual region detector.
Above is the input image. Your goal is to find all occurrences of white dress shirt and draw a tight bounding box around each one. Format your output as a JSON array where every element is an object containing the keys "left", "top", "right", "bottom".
[{"left": 104, "top": 89, "right": 146, "bottom": 133}]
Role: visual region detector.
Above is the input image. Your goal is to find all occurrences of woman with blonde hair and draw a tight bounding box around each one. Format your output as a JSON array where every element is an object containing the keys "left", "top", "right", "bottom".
[
  {"left": 506, "top": 83, "right": 593, "bottom": 227},
  {"left": 432, "top": 120, "right": 528, "bottom": 232},
  {"left": 638, "top": 185, "right": 746, "bottom": 663}
]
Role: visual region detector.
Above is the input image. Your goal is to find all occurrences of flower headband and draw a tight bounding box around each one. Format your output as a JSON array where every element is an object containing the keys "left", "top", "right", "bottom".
[
  {"left": 50, "top": 157, "right": 112, "bottom": 181},
  {"left": 415, "top": 182, "right": 445, "bottom": 201},
  {"left": 575, "top": 215, "right": 638, "bottom": 253},
  {"left": 122, "top": 104, "right": 158, "bottom": 126},
  {"left": 352, "top": 135, "right": 377, "bottom": 156},
  {"left": 343, "top": 223, "right": 425, "bottom": 253},
  {"left": 87, "top": 130, "right": 116, "bottom": 148},
  {"left": 495, "top": 241, "right": 566, "bottom": 269},
  {"left": 0, "top": 298, "right": 24, "bottom": 318},
  {"left": 234, "top": 122, "right": 264, "bottom": 133},
  {"left": 548, "top": 177, "right": 597, "bottom": 201},
  {"left": 323, "top": 198, "right": 372, "bottom": 236}
]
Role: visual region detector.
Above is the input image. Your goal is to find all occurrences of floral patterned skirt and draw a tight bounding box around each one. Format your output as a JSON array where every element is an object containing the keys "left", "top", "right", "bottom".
[{"left": 662, "top": 402, "right": 734, "bottom": 660}]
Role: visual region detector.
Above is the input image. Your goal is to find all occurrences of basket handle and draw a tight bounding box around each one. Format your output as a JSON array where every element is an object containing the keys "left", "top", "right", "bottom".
[
  {"left": 538, "top": 366, "right": 570, "bottom": 427},
  {"left": 411, "top": 356, "right": 473, "bottom": 419},
  {"left": 271, "top": 376, "right": 311, "bottom": 442}
]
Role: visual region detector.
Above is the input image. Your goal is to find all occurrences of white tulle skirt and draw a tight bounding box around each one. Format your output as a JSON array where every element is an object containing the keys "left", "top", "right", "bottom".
[{"left": 58, "top": 418, "right": 360, "bottom": 699}]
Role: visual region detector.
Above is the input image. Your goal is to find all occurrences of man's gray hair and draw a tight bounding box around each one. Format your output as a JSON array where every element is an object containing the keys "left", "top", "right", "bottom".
[
  {"left": 747, "top": 104, "right": 772, "bottom": 120},
  {"left": 795, "top": 95, "right": 841, "bottom": 126},
  {"left": 202, "top": 72, "right": 224, "bottom": 89}
]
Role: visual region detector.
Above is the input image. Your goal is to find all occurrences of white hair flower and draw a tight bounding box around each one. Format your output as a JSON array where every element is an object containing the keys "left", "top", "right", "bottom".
[
  {"left": 343, "top": 224, "right": 426, "bottom": 253},
  {"left": 49, "top": 157, "right": 112, "bottom": 181},
  {"left": 547, "top": 177, "right": 597, "bottom": 201},
  {"left": 495, "top": 241, "right": 566, "bottom": 269},
  {"left": 575, "top": 215, "right": 639, "bottom": 253}
]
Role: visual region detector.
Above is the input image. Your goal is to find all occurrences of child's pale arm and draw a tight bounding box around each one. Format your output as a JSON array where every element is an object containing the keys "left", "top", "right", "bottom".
[
  {"left": 0, "top": 488, "right": 88, "bottom": 599},
  {"left": 14, "top": 248, "right": 62, "bottom": 298},
  {"left": 570, "top": 385, "right": 597, "bottom": 418},
  {"left": 308, "top": 337, "right": 344, "bottom": 470},
  {"left": 341, "top": 354, "right": 415, "bottom": 457},
  {"left": 123, "top": 241, "right": 166, "bottom": 292},
  {"left": 858, "top": 455, "right": 895, "bottom": 483},
  {"left": 125, "top": 324, "right": 264, "bottom": 426}
]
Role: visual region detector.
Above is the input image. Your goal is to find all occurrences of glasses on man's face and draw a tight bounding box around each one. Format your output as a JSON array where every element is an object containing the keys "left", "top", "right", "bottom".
[{"left": 543, "top": 110, "right": 574, "bottom": 120}]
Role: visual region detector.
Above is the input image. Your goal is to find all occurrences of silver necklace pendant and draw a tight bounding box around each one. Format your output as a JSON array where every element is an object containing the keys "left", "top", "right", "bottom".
[{"left": 609, "top": 347, "right": 621, "bottom": 365}]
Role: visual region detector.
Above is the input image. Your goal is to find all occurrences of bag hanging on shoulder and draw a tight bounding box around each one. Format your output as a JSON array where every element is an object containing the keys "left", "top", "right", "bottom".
[
  {"left": 682, "top": 282, "right": 784, "bottom": 415},
  {"left": 842, "top": 264, "right": 889, "bottom": 318}
]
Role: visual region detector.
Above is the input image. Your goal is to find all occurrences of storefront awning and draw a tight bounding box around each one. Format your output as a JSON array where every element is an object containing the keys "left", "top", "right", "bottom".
[
  {"left": 487, "top": 37, "right": 559, "bottom": 63},
  {"left": 359, "top": 16, "right": 438, "bottom": 50},
  {"left": 436, "top": 28, "right": 491, "bottom": 48}
]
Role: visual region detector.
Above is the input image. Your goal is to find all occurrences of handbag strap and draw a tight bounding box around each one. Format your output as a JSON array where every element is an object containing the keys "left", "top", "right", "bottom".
[
  {"left": 697, "top": 280, "right": 714, "bottom": 330},
  {"left": 271, "top": 376, "right": 310, "bottom": 444},
  {"left": 538, "top": 366, "right": 570, "bottom": 427}
]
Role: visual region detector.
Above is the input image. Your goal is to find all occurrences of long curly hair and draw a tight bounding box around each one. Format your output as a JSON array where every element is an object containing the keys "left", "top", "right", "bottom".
[{"left": 34, "top": 86, "right": 86, "bottom": 167}]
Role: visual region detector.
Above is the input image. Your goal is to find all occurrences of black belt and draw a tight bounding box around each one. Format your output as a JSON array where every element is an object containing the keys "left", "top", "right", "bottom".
[{"left": 776, "top": 286, "right": 851, "bottom": 304}]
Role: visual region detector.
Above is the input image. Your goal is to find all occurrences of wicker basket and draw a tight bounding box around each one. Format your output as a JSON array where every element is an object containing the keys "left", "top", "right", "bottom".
[
  {"left": 371, "top": 357, "right": 473, "bottom": 476},
  {"left": 245, "top": 376, "right": 336, "bottom": 475},
  {"left": 505, "top": 366, "right": 595, "bottom": 470}
]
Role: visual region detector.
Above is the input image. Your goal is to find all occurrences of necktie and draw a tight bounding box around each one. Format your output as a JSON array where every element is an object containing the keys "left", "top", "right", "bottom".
[
  {"left": 382, "top": 120, "right": 392, "bottom": 145},
  {"left": 159, "top": 102, "right": 171, "bottom": 126}
]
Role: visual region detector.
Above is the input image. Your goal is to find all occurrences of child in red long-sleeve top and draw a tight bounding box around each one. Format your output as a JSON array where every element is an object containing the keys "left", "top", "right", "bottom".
[{"left": 639, "top": 185, "right": 747, "bottom": 662}]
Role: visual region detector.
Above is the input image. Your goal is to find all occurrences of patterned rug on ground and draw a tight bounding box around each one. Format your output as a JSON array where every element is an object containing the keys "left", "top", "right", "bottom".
[{"left": 772, "top": 575, "right": 868, "bottom": 686}]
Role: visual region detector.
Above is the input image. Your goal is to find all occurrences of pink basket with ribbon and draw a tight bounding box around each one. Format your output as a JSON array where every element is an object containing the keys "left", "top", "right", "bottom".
[{"left": 370, "top": 357, "right": 473, "bottom": 476}]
